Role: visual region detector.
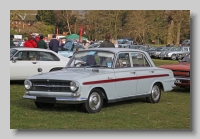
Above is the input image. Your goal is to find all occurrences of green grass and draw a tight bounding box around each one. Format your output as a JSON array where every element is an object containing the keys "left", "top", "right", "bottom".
[{"left": 10, "top": 59, "right": 190, "bottom": 130}]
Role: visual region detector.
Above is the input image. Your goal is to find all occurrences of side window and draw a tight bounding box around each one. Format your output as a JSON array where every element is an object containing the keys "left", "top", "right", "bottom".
[
  {"left": 14, "top": 51, "right": 37, "bottom": 61},
  {"left": 39, "top": 52, "right": 60, "bottom": 61},
  {"left": 131, "top": 53, "right": 151, "bottom": 67},
  {"left": 115, "top": 53, "right": 131, "bottom": 68}
]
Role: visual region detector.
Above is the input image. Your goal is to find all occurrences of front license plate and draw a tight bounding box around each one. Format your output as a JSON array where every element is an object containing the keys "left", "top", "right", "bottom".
[
  {"left": 175, "top": 80, "right": 181, "bottom": 83},
  {"left": 36, "top": 97, "right": 56, "bottom": 103}
]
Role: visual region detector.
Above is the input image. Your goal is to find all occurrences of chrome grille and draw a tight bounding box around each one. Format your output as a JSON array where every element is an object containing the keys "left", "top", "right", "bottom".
[{"left": 31, "top": 79, "right": 71, "bottom": 92}]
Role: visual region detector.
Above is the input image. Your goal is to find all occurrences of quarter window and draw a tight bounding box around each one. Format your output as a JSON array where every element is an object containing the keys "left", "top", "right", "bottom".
[
  {"left": 131, "top": 53, "right": 151, "bottom": 67},
  {"left": 115, "top": 53, "right": 131, "bottom": 68}
]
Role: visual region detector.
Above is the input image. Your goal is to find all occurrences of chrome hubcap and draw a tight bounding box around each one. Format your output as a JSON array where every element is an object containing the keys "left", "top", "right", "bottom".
[
  {"left": 152, "top": 85, "right": 160, "bottom": 101},
  {"left": 89, "top": 92, "right": 101, "bottom": 110}
]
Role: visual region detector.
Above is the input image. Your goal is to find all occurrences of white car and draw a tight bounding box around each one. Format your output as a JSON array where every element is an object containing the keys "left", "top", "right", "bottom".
[
  {"left": 10, "top": 47, "right": 70, "bottom": 80},
  {"left": 23, "top": 48, "right": 175, "bottom": 113}
]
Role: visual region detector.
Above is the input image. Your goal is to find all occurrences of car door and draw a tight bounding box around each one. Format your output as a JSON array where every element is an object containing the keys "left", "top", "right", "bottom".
[
  {"left": 114, "top": 52, "right": 137, "bottom": 99},
  {"left": 131, "top": 52, "right": 155, "bottom": 95},
  {"left": 38, "top": 51, "right": 65, "bottom": 73},
  {"left": 10, "top": 51, "right": 39, "bottom": 80}
]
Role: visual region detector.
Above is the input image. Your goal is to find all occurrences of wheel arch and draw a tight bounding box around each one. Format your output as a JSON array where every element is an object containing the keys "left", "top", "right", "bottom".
[
  {"left": 90, "top": 87, "right": 108, "bottom": 103},
  {"left": 49, "top": 67, "right": 64, "bottom": 72}
]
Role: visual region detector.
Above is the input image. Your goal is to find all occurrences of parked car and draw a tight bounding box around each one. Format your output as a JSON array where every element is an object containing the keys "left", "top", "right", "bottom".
[
  {"left": 181, "top": 39, "right": 190, "bottom": 46},
  {"left": 176, "top": 46, "right": 190, "bottom": 60},
  {"left": 159, "top": 53, "right": 190, "bottom": 88},
  {"left": 148, "top": 46, "right": 166, "bottom": 58},
  {"left": 23, "top": 48, "right": 175, "bottom": 113},
  {"left": 10, "top": 47, "right": 70, "bottom": 81},
  {"left": 58, "top": 39, "right": 84, "bottom": 58},
  {"left": 159, "top": 46, "right": 190, "bottom": 60}
]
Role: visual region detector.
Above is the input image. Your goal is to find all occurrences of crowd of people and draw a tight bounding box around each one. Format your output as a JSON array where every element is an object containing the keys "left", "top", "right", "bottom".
[{"left": 10, "top": 32, "right": 121, "bottom": 54}]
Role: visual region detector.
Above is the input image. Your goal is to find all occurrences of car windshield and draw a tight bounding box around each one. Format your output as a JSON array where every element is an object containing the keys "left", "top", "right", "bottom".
[
  {"left": 66, "top": 50, "right": 115, "bottom": 68},
  {"left": 181, "top": 53, "right": 190, "bottom": 62},
  {"left": 10, "top": 49, "right": 17, "bottom": 59}
]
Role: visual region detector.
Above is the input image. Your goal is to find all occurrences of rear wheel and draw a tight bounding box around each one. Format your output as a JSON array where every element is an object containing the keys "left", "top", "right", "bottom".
[
  {"left": 82, "top": 89, "right": 103, "bottom": 113},
  {"left": 147, "top": 83, "right": 161, "bottom": 103},
  {"left": 35, "top": 102, "right": 55, "bottom": 108}
]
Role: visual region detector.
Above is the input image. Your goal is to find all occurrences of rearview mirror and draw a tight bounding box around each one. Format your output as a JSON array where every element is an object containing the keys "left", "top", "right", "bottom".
[{"left": 12, "top": 57, "right": 18, "bottom": 63}]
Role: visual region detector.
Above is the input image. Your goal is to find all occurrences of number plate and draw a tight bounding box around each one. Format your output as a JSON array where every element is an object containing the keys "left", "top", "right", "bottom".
[
  {"left": 175, "top": 80, "right": 181, "bottom": 83},
  {"left": 36, "top": 97, "right": 56, "bottom": 103}
]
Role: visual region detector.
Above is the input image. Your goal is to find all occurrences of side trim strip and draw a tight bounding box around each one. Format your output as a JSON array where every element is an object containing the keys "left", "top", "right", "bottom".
[{"left": 83, "top": 74, "right": 169, "bottom": 85}]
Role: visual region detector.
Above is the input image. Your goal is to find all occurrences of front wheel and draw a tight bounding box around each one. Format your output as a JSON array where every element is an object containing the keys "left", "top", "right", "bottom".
[
  {"left": 146, "top": 83, "right": 161, "bottom": 103},
  {"left": 82, "top": 89, "right": 103, "bottom": 113},
  {"left": 171, "top": 54, "right": 177, "bottom": 60}
]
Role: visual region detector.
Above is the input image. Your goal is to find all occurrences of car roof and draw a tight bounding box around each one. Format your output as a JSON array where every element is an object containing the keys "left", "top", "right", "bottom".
[
  {"left": 10, "top": 47, "right": 53, "bottom": 52},
  {"left": 79, "top": 48, "right": 146, "bottom": 53}
]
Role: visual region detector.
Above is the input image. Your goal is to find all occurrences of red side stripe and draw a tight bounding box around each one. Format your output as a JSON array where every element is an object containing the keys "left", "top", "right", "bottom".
[{"left": 83, "top": 74, "right": 169, "bottom": 85}]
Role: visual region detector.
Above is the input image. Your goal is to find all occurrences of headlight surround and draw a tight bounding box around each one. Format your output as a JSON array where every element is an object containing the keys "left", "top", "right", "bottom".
[
  {"left": 24, "top": 80, "right": 32, "bottom": 90},
  {"left": 69, "top": 81, "right": 79, "bottom": 92}
]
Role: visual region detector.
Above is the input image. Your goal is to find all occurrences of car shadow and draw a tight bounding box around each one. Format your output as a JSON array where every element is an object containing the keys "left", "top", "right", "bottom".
[{"left": 10, "top": 80, "right": 24, "bottom": 85}]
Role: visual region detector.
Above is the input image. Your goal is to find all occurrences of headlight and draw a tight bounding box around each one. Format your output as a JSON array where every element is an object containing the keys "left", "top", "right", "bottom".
[
  {"left": 69, "top": 81, "right": 79, "bottom": 92},
  {"left": 24, "top": 80, "right": 32, "bottom": 90}
]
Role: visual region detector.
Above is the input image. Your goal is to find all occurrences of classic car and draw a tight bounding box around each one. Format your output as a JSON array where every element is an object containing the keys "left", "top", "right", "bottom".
[
  {"left": 176, "top": 46, "right": 190, "bottom": 60},
  {"left": 159, "top": 53, "right": 190, "bottom": 88},
  {"left": 23, "top": 48, "right": 175, "bottom": 113},
  {"left": 159, "top": 46, "right": 190, "bottom": 60},
  {"left": 148, "top": 46, "right": 165, "bottom": 58},
  {"left": 10, "top": 47, "right": 70, "bottom": 81}
]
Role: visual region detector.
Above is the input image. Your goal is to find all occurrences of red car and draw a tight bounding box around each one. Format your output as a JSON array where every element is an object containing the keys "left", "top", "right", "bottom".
[{"left": 159, "top": 53, "right": 190, "bottom": 88}]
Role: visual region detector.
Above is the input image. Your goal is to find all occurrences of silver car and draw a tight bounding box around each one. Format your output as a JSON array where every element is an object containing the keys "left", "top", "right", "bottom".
[{"left": 23, "top": 48, "right": 175, "bottom": 113}]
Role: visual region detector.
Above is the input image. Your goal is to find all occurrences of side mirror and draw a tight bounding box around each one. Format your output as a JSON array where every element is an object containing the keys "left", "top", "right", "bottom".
[{"left": 12, "top": 57, "right": 18, "bottom": 63}]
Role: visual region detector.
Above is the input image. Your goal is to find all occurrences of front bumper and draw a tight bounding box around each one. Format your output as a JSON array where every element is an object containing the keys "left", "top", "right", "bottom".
[
  {"left": 23, "top": 94, "right": 87, "bottom": 104},
  {"left": 174, "top": 76, "right": 190, "bottom": 87}
]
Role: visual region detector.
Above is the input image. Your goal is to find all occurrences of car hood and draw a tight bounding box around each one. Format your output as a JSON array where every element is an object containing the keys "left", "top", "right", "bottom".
[
  {"left": 159, "top": 62, "right": 190, "bottom": 71},
  {"left": 28, "top": 68, "right": 106, "bottom": 80}
]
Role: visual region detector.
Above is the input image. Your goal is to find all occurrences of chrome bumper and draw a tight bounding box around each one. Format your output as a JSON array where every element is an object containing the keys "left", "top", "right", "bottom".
[{"left": 23, "top": 94, "right": 87, "bottom": 104}]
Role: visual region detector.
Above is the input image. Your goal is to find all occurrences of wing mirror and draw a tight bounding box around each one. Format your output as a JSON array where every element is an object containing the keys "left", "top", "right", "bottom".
[{"left": 12, "top": 57, "right": 18, "bottom": 63}]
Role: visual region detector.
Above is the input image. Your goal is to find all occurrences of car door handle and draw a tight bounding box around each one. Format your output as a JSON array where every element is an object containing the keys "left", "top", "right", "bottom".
[
  {"left": 32, "top": 62, "right": 38, "bottom": 64},
  {"left": 149, "top": 71, "right": 154, "bottom": 73},
  {"left": 130, "top": 71, "right": 136, "bottom": 74}
]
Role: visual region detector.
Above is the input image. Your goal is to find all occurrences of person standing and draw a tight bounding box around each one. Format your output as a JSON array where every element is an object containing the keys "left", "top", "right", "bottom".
[
  {"left": 112, "top": 38, "right": 119, "bottom": 48},
  {"left": 82, "top": 40, "right": 89, "bottom": 49},
  {"left": 24, "top": 35, "right": 37, "bottom": 48},
  {"left": 99, "top": 33, "right": 115, "bottom": 48},
  {"left": 37, "top": 35, "right": 47, "bottom": 49},
  {"left": 49, "top": 34, "right": 59, "bottom": 53},
  {"left": 10, "top": 35, "right": 15, "bottom": 46}
]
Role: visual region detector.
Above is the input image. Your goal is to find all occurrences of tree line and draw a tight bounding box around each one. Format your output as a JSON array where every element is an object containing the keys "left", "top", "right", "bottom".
[{"left": 10, "top": 10, "right": 190, "bottom": 45}]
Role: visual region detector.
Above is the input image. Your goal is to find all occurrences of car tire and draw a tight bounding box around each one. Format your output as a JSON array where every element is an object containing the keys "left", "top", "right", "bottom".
[
  {"left": 146, "top": 83, "right": 161, "bottom": 103},
  {"left": 82, "top": 88, "right": 103, "bottom": 113},
  {"left": 171, "top": 54, "right": 177, "bottom": 60},
  {"left": 35, "top": 102, "right": 55, "bottom": 108}
]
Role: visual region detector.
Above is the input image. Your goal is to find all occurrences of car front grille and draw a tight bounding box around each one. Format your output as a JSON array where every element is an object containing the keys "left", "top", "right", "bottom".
[{"left": 30, "top": 79, "right": 71, "bottom": 92}]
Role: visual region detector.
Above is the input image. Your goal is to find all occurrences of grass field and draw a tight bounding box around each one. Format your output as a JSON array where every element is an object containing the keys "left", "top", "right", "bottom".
[{"left": 10, "top": 59, "right": 190, "bottom": 130}]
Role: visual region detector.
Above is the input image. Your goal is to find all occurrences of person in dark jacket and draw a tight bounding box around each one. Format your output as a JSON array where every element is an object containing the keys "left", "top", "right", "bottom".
[
  {"left": 99, "top": 33, "right": 115, "bottom": 48},
  {"left": 10, "top": 35, "right": 15, "bottom": 46},
  {"left": 37, "top": 35, "right": 47, "bottom": 49},
  {"left": 49, "top": 34, "right": 59, "bottom": 53}
]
